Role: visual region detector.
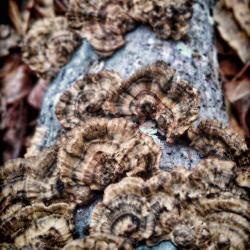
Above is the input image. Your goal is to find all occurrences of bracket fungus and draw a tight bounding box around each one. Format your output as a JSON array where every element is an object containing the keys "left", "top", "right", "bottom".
[
  {"left": 129, "top": 0, "right": 194, "bottom": 40},
  {"left": 66, "top": 0, "right": 194, "bottom": 56},
  {"left": 56, "top": 61, "right": 200, "bottom": 143},
  {"left": 0, "top": 146, "right": 63, "bottom": 216},
  {"left": 103, "top": 61, "right": 200, "bottom": 143},
  {"left": 67, "top": 0, "right": 135, "bottom": 57},
  {"left": 10, "top": 203, "right": 73, "bottom": 249},
  {"left": 90, "top": 177, "right": 155, "bottom": 242},
  {"left": 188, "top": 119, "right": 248, "bottom": 162},
  {"left": 22, "top": 16, "right": 80, "bottom": 80},
  {"left": 56, "top": 71, "right": 122, "bottom": 129},
  {"left": 62, "top": 233, "right": 133, "bottom": 250},
  {"left": 0, "top": 202, "right": 74, "bottom": 247},
  {"left": 58, "top": 118, "right": 161, "bottom": 195},
  {"left": 87, "top": 158, "right": 250, "bottom": 249}
]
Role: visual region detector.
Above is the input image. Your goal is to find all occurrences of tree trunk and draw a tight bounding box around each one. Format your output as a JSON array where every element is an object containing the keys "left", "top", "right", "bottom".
[{"left": 37, "top": 0, "right": 226, "bottom": 247}]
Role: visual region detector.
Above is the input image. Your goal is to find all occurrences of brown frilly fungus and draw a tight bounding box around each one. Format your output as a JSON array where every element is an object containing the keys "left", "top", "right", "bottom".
[
  {"left": 66, "top": 0, "right": 194, "bottom": 56},
  {"left": 62, "top": 233, "right": 133, "bottom": 250},
  {"left": 1, "top": 55, "right": 249, "bottom": 249},
  {"left": 56, "top": 61, "right": 200, "bottom": 143},
  {"left": 22, "top": 16, "right": 80, "bottom": 80},
  {"left": 58, "top": 118, "right": 161, "bottom": 193},
  {"left": 89, "top": 158, "right": 250, "bottom": 249},
  {"left": 12, "top": 203, "right": 73, "bottom": 249},
  {"left": 56, "top": 71, "right": 122, "bottom": 129},
  {"left": 1, "top": 202, "right": 74, "bottom": 248},
  {"left": 90, "top": 177, "right": 154, "bottom": 242},
  {"left": 0, "top": 146, "right": 63, "bottom": 216},
  {"left": 188, "top": 119, "right": 248, "bottom": 162},
  {"left": 103, "top": 61, "right": 200, "bottom": 143}
]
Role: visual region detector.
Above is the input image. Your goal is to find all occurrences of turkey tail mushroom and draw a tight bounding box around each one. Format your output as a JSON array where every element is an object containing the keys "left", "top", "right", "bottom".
[
  {"left": 62, "top": 233, "right": 133, "bottom": 250},
  {"left": 66, "top": 0, "right": 134, "bottom": 56},
  {"left": 188, "top": 119, "right": 248, "bottom": 161},
  {"left": 22, "top": 17, "right": 80, "bottom": 80},
  {"left": 0, "top": 202, "right": 74, "bottom": 248},
  {"left": 66, "top": 0, "right": 194, "bottom": 56},
  {"left": 90, "top": 177, "right": 155, "bottom": 243},
  {"left": 56, "top": 71, "right": 122, "bottom": 129},
  {"left": 0, "top": 147, "right": 63, "bottom": 215},
  {"left": 103, "top": 61, "right": 200, "bottom": 143},
  {"left": 58, "top": 117, "right": 161, "bottom": 195}
]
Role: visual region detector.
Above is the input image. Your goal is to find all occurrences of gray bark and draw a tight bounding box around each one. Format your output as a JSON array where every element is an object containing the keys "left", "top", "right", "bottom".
[{"left": 37, "top": 0, "right": 226, "bottom": 248}]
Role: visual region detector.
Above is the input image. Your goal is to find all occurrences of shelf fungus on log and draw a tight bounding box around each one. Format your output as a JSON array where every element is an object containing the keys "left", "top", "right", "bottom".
[
  {"left": 67, "top": 0, "right": 135, "bottom": 57},
  {"left": 103, "top": 61, "right": 200, "bottom": 143},
  {"left": 22, "top": 16, "right": 80, "bottom": 80},
  {"left": 56, "top": 71, "right": 122, "bottom": 129},
  {"left": 55, "top": 61, "right": 200, "bottom": 142},
  {"left": 66, "top": 0, "right": 194, "bottom": 56},
  {"left": 0, "top": 146, "right": 68, "bottom": 219},
  {"left": 88, "top": 158, "right": 250, "bottom": 249},
  {"left": 58, "top": 118, "right": 161, "bottom": 194},
  {"left": 129, "top": 0, "right": 194, "bottom": 40},
  {"left": 62, "top": 233, "right": 133, "bottom": 250},
  {"left": 90, "top": 177, "right": 154, "bottom": 242},
  {"left": 188, "top": 119, "right": 248, "bottom": 162},
  {"left": 0, "top": 202, "right": 74, "bottom": 249}
]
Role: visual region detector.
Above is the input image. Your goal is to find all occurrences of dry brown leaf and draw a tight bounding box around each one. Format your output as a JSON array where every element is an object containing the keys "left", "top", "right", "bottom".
[
  {"left": 219, "top": 56, "right": 241, "bottom": 78},
  {"left": 214, "top": 1, "right": 250, "bottom": 63},
  {"left": 224, "top": 76, "right": 250, "bottom": 138},
  {"left": 224, "top": 0, "right": 250, "bottom": 36},
  {"left": 33, "top": 0, "right": 55, "bottom": 18},
  {"left": 224, "top": 78, "right": 250, "bottom": 102},
  {"left": 8, "top": 0, "right": 55, "bottom": 36},
  {"left": 234, "top": 97, "right": 250, "bottom": 137},
  {"left": 28, "top": 79, "right": 49, "bottom": 109},
  {"left": 1, "top": 65, "right": 32, "bottom": 104},
  {"left": 0, "top": 24, "right": 20, "bottom": 57},
  {"left": 8, "top": 0, "right": 25, "bottom": 35},
  {"left": 54, "top": 0, "right": 69, "bottom": 15},
  {"left": 1, "top": 102, "right": 28, "bottom": 161},
  {"left": 0, "top": 54, "right": 38, "bottom": 163}
]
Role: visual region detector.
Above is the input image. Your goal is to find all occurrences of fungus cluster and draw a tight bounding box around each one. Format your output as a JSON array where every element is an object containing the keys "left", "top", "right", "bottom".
[
  {"left": 56, "top": 61, "right": 200, "bottom": 143},
  {"left": 21, "top": 1, "right": 194, "bottom": 79},
  {"left": 22, "top": 16, "right": 80, "bottom": 80},
  {"left": 188, "top": 119, "right": 248, "bottom": 162},
  {"left": 1, "top": 62, "right": 249, "bottom": 249},
  {"left": 58, "top": 118, "right": 161, "bottom": 193},
  {"left": 1, "top": 64, "right": 165, "bottom": 247},
  {"left": 88, "top": 159, "right": 250, "bottom": 249},
  {"left": 66, "top": 0, "right": 194, "bottom": 56}
]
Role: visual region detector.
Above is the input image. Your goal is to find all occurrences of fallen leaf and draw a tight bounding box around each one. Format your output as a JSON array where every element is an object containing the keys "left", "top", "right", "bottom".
[
  {"left": 224, "top": 77, "right": 250, "bottom": 103},
  {"left": 224, "top": 0, "right": 250, "bottom": 36},
  {"left": 54, "top": 0, "right": 68, "bottom": 15},
  {"left": 2, "top": 101, "right": 27, "bottom": 161},
  {"left": 214, "top": 1, "right": 250, "bottom": 63},
  {"left": 1, "top": 59, "right": 32, "bottom": 104},
  {"left": 0, "top": 24, "right": 20, "bottom": 57},
  {"left": 28, "top": 78, "right": 49, "bottom": 109}
]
